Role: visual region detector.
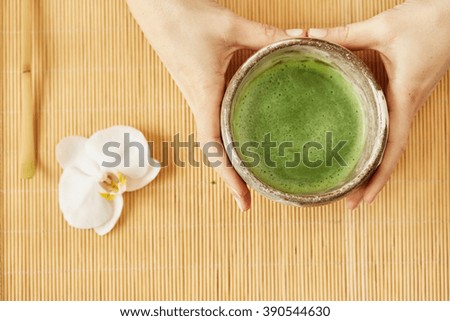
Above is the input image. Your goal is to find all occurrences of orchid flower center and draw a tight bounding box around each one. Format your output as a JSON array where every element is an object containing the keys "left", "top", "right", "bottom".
[{"left": 99, "top": 172, "right": 126, "bottom": 200}]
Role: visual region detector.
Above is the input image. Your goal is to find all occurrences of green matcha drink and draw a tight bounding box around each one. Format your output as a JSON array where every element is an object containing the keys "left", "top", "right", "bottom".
[{"left": 231, "top": 57, "right": 365, "bottom": 194}]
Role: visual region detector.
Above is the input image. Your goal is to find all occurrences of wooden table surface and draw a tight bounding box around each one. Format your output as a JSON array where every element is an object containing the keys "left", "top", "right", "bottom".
[{"left": 1, "top": 0, "right": 449, "bottom": 300}]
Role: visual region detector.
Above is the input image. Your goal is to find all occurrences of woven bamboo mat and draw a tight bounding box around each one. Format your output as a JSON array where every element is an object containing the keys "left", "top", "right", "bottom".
[{"left": 1, "top": 0, "right": 449, "bottom": 301}]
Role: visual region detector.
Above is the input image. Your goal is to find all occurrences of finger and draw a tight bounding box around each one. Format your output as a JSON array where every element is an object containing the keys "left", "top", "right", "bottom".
[
  {"left": 308, "top": 17, "right": 383, "bottom": 50},
  {"left": 234, "top": 18, "right": 304, "bottom": 51},
  {"left": 346, "top": 184, "right": 366, "bottom": 210},
  {"left": 194, "top": 97, "right": 251, "bottom": 212},
  {"left": 199, "top": 135, "right": 251, "bottom": 211},
  {"left": 363, "top": 85, "right": 414, "bottom": 203}
]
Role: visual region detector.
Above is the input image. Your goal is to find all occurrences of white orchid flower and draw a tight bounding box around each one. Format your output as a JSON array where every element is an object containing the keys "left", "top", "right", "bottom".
[{"left": 56, "top": 126, "right": 160, "bottom": 236}]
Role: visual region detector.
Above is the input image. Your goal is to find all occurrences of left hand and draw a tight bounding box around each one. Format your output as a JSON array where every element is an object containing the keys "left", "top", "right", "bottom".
[{"left": 126, "top": 0, "right": 304, "bottom": 211}]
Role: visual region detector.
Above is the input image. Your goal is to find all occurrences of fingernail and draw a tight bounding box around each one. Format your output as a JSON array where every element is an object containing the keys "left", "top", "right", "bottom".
[
  {"left": 364, "top": 194, "right": 376, "bottom": 204},
  {"left": 230, "top": 189, "right": 245, "bottom": 212},
  {"left": 346, "top": 199, "right": 362, "bottom": 211},
  {"left": 346, "top": 200, "right": 356, "bottom": 211},
  {"left": 308, "top": 28, "right": 327, "bottom": 38},
  {"left": 234, "top": 197, "right": 246, "bottom": 212},
  {"left": 286, "top": 29, "right": 304, "bottom": 37}
]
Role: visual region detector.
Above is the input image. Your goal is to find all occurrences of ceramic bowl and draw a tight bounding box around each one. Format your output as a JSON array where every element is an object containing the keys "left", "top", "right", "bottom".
[{"left": 221, "top": 38, "right": 388, "bottom": 206}]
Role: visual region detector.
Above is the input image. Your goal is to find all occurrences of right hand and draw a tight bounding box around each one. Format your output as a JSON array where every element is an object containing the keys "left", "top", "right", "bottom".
[{"left": 308, "top": 0, "right": 450, "bottom": 209}]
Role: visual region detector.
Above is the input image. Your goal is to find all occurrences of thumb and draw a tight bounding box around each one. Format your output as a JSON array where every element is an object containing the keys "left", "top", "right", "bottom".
[
  {"left": 234, "top": 17, "right": 304, "bottom": 50},
  {"left": 308, "top": 18, "right": 382, "bottom": 50}
]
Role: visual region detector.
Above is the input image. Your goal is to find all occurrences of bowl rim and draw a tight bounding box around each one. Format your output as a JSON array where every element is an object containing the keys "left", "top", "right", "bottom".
[{"left": 220, "top": 38, "right": 389, "bottom": 206}]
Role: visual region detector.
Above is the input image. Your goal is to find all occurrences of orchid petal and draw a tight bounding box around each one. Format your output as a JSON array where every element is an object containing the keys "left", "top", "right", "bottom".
[
  {"left": 56, "top": 136, "right": 100, "bottom": 176},
  {"left": 126, "top": 160, "right": 161, "bottom": 192},
  {"left": 94, "top": 194, "right": 124, "bottom": 236},
  {"left": 59, "top": 167, "right": 113, "bottom": 229},
  {"left": 85, "top": 126, "right": 150, "bottom": 179}
]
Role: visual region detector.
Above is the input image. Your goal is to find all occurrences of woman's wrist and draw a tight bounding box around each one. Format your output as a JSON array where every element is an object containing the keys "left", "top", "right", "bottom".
[{"left": 126, "top": 0, "right": 185, "bottom": 42}]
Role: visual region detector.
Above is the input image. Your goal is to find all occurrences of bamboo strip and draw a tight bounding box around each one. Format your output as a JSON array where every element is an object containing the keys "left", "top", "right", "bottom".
[{"left": 20, "top": 0, "right": 35, "bottom": 179}]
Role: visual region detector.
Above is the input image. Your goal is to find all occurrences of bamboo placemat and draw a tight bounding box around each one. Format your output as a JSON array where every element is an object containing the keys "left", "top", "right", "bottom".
[{"left": 1, "top": 0, "right": 449, "bottom": 301}]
